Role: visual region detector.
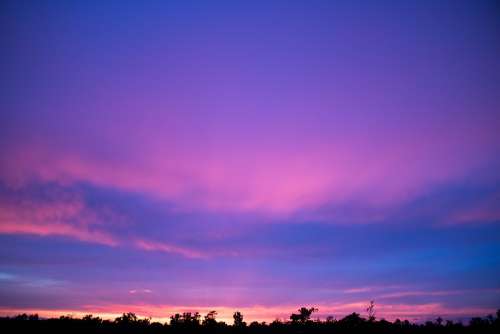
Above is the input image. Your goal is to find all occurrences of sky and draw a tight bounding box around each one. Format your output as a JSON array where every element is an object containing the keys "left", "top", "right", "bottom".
[{"left": 1, "top": 0, "right": 500, "bottom": 324}]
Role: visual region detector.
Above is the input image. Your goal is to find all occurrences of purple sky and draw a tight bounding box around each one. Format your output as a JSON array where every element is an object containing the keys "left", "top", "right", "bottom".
[{"left": 1, "top": 0, "right": 500, "bottom": 323}]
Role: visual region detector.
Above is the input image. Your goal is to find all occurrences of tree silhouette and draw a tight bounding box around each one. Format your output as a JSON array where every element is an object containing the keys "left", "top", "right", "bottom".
[
  {"left": 82, "top": 314, "right": 102, "bottom": 325},
  {"left": 233, "top": 311, "right": 246, "bottom": 327},
  {"left": 290, "top": 307, "right": 318, "bottom": 323},
  {"left": 1, "top": 307, "right": 500, "bottom": 333},
  {"left": 366, "top": 300, "right": 376, "bottom": 322},
  {"left": 202, "top": 310, "right": 218, "bottom": 327},
  {"left": 338, "top": 312, "right": 365, "bottom": 329},
  {"left": 115, "top": 312, "right": 138, "bottom": 325},
  {"left": 170, "top": 312, "right": 201, "bottom": 328}
]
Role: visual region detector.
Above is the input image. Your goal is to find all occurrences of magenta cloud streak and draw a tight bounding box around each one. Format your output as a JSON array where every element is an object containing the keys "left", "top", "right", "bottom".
[{"left": 2, "top": 113, "right": 499, "bottom": 219}]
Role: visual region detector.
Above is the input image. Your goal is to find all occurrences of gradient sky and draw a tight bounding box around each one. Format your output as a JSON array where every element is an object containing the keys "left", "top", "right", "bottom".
[{"left": 1, "top": 0, "right": 500, "bottom": 323}]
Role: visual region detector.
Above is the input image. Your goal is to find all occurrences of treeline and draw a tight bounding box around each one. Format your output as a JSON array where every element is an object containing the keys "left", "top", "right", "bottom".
[{"left": 1, "top": 307, "right": 500, "bottom": 334}]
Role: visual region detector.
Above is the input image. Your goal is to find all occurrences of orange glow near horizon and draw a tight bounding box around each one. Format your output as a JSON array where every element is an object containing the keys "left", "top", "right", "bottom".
[{"left": 0, "top": 303, "right": 496, "bottom": 324}]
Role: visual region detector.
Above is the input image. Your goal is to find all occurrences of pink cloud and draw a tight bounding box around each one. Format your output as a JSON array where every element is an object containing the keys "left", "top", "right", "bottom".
[
  {"left": 343, "top": 287, "right": 374, "bottom": 294},
  {"left": 1, "top": 115, "right": 499, "bottom": 218},
  {"left": 0, "top": 197, "right": 205, "bottom": 258},
  {"left": 0, "top": 197, "right": 118, "bottom": 246},
  {"left": 445, "top": 192, "right": 500, "bottom": 225},
  {"left": 129, "top": 289, "right": 153, "bottom": 294},
  {"left": 0, "top": 222, "right": 118, "bottom": 246},
  {"left": 134, "top": 239, "right": 207, "bottom": 259}
]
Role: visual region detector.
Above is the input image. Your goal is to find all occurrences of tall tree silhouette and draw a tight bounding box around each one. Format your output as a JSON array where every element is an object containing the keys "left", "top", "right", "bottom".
[
  {"left": 233, "top": 311, "right": 246, "bottom": 327},
  {"left": 366, "top": 300, "right": 376, "bottom": 322}
]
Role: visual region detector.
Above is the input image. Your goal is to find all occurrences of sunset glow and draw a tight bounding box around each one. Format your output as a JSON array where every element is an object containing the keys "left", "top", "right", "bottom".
[{"left": 1, "top": 0, "right": 499, "bottom": 324}]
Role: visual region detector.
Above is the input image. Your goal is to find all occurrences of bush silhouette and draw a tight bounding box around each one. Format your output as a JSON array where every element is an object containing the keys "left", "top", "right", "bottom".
[{"left": 1, "top": 305, "right": 499, "bottom": 333}]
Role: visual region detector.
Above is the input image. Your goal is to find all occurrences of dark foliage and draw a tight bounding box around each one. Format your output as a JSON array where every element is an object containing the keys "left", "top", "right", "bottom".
[{"left": 1, "top": 307, "right": 499, "bottom": 334}]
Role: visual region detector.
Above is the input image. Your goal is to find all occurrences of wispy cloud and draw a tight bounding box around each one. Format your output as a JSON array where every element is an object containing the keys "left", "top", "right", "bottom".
[
  {"left": 0, "top": 197, "right": 119, "bottom": 246},
  {"left": 129, "top": 289, "right": 152, "bottom": 294},
  {"left": 134, "top": 239, "right": 207, "bottom": 259}
]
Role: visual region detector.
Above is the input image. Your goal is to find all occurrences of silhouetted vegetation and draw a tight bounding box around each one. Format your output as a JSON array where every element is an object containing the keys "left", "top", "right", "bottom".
[{"left": 1, "top": 306, "right": 499, "bottom": 334}]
